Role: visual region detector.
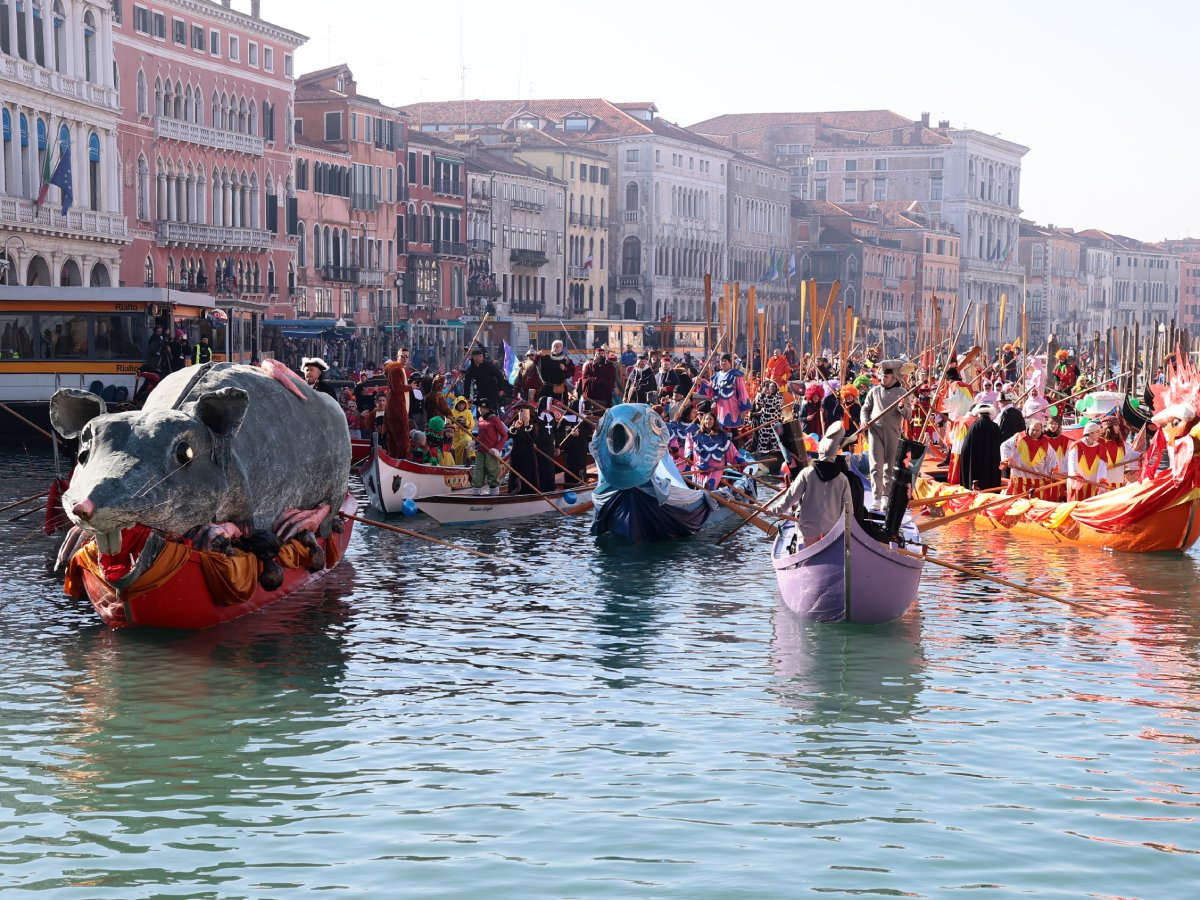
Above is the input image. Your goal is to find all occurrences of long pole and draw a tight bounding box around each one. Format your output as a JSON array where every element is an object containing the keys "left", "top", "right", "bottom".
[
  {"left": 917, "top": 299, "right": 975, "bottom": 437},
  {"left": 459, "top": 313, "right": 490, "bottom": 369},
  {"left": 704, "top": 273, "right": 712, "bottom": 358},
  {"left": 917, "top": 477, "right": 1070, "bottom": 533},
  {"left": 894, "top": 546, "right": 1076, "bottom": 606},
  {"left": 671, "top": 330, "right": 728, "bottom": 421},
  {"left": 341, "top": 511, "right": 511, "bottom": 564},
  {"left": 495, "top": 456, "right": 569, "bottom": 517}
]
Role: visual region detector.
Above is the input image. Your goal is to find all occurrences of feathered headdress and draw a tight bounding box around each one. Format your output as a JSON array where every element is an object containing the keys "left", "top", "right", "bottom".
[{"left": 1153, "top": 352, "right": 1200, "bottom": 432}]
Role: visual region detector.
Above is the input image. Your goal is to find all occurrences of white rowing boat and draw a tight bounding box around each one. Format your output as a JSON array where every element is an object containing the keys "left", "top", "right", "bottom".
[{"left": 418, "top": 485, "right": 595, "bottom": 526}]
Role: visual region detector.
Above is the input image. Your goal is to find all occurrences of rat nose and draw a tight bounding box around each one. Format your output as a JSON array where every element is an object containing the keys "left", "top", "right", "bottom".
[{"left": 72, "top": 499, "right": 96, "bottom": 521}]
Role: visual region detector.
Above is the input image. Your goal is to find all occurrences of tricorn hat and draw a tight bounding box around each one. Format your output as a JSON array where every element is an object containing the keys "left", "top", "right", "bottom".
[{"left": 301, "top": 357, "right": 329, "bottom": 372}]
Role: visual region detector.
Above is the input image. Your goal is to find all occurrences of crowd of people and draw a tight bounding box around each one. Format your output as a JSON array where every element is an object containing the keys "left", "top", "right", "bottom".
[{"left": 295, "top": 333, "right": 1160, "bottom": 540}]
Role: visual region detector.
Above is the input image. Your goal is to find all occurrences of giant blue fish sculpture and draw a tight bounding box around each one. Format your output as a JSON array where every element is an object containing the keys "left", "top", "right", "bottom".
[{"left": 590, "top": 403, "right": 757, "bottom": 542}]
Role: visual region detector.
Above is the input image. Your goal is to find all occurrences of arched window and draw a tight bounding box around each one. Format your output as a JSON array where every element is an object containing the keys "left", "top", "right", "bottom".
[
  {"left": 83, "top": 11, "right": 98, "bottom": 83},
  {"left": 52, "top": 2, "right": 66, "bottom": 73},
  {"left": 313, "top": 224, "right": 322, "bottom": 268},
  {"left": 625, "top": 181, "right": 639, "bottom": 211},
  {"left": 297, "top": 222, "right": 306, "bottom": 267},
  {"left": 599, "top": 286, "right": 605, "bottom": 312},
  {"left": 87, "top": 133, "right": 101, "bottom": 211},
  {"left": 622, "top": 237, "right": 641, "bottom": 275},
  {"left": 135, "top": 155, "right": 149, "bottom": 221},
  {"left": 136, "top": 71, "right": 147, "bottom": 116},
  {"left": 144, "top": 255, "right": 155, "bottom": 287},
  {"left": 173, "top": 80, "right": 183, "bottom": 119}
]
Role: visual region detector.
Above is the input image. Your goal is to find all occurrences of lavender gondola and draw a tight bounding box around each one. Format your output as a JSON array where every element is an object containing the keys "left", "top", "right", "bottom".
[{"left": 771, "top": 507, "right": 924, "bottom": 624}]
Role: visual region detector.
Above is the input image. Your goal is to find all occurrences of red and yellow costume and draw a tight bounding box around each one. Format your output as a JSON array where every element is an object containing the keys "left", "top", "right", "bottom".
[
  {"left": 1005, "top": 433, "right": 1054, "bottom": 498},
  {"left": 1068, "top": 440, "right": 1109, "bottom": 502}
]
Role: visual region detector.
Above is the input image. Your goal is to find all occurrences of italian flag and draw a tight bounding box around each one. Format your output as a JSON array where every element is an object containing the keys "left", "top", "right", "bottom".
[{"left": 35, "top": 139, "right": 54, "bottom": 207}]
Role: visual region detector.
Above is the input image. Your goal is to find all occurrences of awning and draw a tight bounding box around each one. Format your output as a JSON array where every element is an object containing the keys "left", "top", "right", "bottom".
[
  {"left": 280, "top": 327, "right": 325, "bottom": 338},
  {"left": 263, "top": 318, "right": 339, "bottom": 329}
]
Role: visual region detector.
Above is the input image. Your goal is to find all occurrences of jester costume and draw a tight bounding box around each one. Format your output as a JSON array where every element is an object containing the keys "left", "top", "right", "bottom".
[
  {"left": 1068, "top": 440, "right": 1109, "bottom": 502},
  {"left": 1001, "top": 432, "right": 1055, "bottom": 499},
  {"left": 685, "top": 429, "right": 741, "bottom": 491},
  {"left": 1053, "top": 351, "right": 1079, "bottom": 393},
  {"left": 710, "top": 367, "right": 752, "bottom": 429}
]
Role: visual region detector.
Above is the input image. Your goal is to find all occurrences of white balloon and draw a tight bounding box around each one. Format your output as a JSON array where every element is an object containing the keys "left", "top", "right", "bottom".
[{"left": 401, "top": 482, "right": 418, "bottom": 499}]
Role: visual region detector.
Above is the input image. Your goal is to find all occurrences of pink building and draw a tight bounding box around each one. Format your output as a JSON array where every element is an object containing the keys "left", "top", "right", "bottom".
[
  {"left": 113, "top": 0, "right": 304, "bottom": 355},
  {"left": 292, "top": 64, "right": 406, "bottom": 366}
]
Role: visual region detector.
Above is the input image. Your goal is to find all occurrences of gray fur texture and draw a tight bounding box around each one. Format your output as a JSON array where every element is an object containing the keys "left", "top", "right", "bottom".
[{"left": 51, "top": 363, "right": 350, "bottom": 542}]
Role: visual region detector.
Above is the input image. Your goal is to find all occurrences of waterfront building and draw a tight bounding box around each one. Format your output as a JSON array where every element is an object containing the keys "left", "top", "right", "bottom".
[
  {"left": 462, "top": 145, "right": 565, "bottom": 351},
  {"left": 292, "top": 63, "right": 404, "bottom": 364},
  {"left": 1017, "top": 223, "right": 1087, "bottom": 347},
  {"left": 403, "top": 131, "right": 467, "bottom": 367},
  {"left": 1, "top": 0, "right": 128, "bottom": 287},
  {"left": 113, "top": 0, "right": 304, "bottom": 353}
]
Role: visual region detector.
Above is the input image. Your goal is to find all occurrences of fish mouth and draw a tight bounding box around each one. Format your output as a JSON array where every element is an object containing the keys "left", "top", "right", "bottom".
[{"left": 607, "top": 422, "right": 640, "bottom": 458}]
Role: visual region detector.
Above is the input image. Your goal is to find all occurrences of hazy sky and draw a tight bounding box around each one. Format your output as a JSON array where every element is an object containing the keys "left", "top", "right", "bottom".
[{"left": 270, "top": 0, "right": 1194, "bottom": 241}]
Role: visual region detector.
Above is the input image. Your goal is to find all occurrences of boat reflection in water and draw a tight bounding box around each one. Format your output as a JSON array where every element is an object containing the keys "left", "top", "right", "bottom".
[
  {"left": 47, "top": 564, "right": 358, "bottom": 817},
  {"left": 769, "top": 603, "right": 927, "bottom": 726}
]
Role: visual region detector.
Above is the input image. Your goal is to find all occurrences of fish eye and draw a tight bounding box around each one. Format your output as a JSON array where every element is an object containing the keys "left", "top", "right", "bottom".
[
  {"left": 175, "top": 441, "right": 194, "bottom": 465},
  {"left": 649, "top": 416, "right": 664, "bottom": 436}
]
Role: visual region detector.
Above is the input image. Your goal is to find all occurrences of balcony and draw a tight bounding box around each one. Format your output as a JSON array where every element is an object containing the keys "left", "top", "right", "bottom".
[
  {"left": 468, "top": 275, "right": 502, "bottom": 298},
  {"left": 623, "top": 211, "right": 639, "bottom": 223},
  {"left": 568, "top": 265, "right": 590, "bottom": 279},
  {"left": 155, "top": 220, "right": 269, "bottom": 250},
  {"left": 510, "top": 248, "right": 548, "bottom": 268},
  {"left": 434, "top": 178, "right": 463, "bottom": 197},
  {"left": 2, "top": 56, "right": 120, "bottom": 113},
  {"left": 0, "top": 197, "right": 128, "bottom": 243},
  {"left": 510, "top": 300, "right": 545, "bottom": 316},
  {"left": 434, "top": 239, "right": 468, "bottom": 257},
  {"left": 884, "top": 277, "right": 900, "bottom": 289},
  {"left": 468, "top": 238, "right": 494, "bottom": 255},
  {"left": 599, "top": 217, "right": 609, "bottom": 228},
  {"left": 358, "top": 268, "right": 386, "bottom": 287},
  {"left": 321, "top": 265, "right": 360, "bottom": 283},
  {"left": 512, "top": 198, "right": 543, "bottom": 212},
  {"left": 569, "top": 213, "right": 580, "bottom": 225},
  {"left": 470, "top": 187, "right": 491, "bottom": 201},
  {"left": 155, "top": 116, "right": 265, "bottom": 156},
  {"left": 617, "top": 274, "right": 643, "bottom": 289}
]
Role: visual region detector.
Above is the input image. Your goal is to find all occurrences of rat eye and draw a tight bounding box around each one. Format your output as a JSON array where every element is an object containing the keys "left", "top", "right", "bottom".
[{"left": 175, "top": 442, "right": 194, "bottom": 465}]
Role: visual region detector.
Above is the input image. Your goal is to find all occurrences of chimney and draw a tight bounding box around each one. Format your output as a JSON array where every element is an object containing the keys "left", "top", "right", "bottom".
[
  {"left": 251, "top": 0, "right": 260, "bottom": 16},
  {"left": 221, "top": 0, "right": 231, "bottom": 6},
  {"left": 920, "top": 111, "right": 930, "bottom": 128}
]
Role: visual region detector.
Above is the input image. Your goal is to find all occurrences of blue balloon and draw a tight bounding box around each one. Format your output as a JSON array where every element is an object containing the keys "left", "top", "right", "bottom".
[
  {"left": 401, "top": 499, "right": 418, "bottom": 517},
  {"left": 564, "top": 491, "right": 578, "bottom": 505}
]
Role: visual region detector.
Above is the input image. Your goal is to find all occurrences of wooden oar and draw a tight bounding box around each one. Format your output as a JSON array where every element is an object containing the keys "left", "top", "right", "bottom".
[
  {"left": 917, "top": 299, "right": 975, "bottom": 437},
  {"left": 908, "top": 484, "right": 1006, "bottom": 509},
  {"left": 0, "top": 402, "right": 61, "bottom": 445},
  {"left": 671, "top": 331, "right": 727, "bottom": 422},
  {"left": 340, "top": 511, "right": 512, "bottom": 565},
  {"left": 705, "top": 487, "right": 773, "bottom": 535},
  {"left": 0, "top": 490, "right": 50, "bottom": 515},
  {"left": 916, "top": 476, "right": 1069, "bottom": 533},
  {"left": 494, "top": 455, "right": 569, "bottom": 517},
  {"left": 894, "top": 545, "right": 1083, "bottom": 608},
  {"left": 528, "top": 440, "right": 590, "bottom": 485},
  {"left": 717, "top": 481, "right": 790, "bottom": 544}
]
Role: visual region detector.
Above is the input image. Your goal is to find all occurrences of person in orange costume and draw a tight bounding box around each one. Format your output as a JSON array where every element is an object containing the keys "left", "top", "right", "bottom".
[{"left": 384, "top": 347, "right": 414, "bottom": 460}]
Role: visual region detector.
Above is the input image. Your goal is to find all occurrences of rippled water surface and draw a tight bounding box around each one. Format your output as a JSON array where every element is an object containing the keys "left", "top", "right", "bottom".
[{"left": 2, "top": 446, "right": 1199, "bottom": 898}]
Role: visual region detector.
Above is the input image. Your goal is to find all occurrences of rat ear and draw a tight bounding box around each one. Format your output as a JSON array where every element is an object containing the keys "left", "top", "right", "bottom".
[
  {"left": 195, "top": 387, "right": 248, "bottom": 437},
  {"left": 50, "top": 389, "right": 107, "bottom": 439}
]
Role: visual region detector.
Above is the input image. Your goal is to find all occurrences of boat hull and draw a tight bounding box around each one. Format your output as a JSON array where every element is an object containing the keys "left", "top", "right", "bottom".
[
  {"left": 73, "top": 495, "right": 358, "bottom": 630},
  {"left": 363, "top": 447, "right": 472, "bottom": 513},
  {"left": 913, "top": 474, "right": 1200, "bottom": 553},
  {"left": 772, "top": 514, "right": 924, "bottom": 624},
  {"left": 419, "top": 485, "right": 594, "bottom": 525}
]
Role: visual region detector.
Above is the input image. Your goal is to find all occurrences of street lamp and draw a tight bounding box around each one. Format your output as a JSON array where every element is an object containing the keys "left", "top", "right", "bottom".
[{"left": 1, "top": 235, "right": 27, "bottom": 285}]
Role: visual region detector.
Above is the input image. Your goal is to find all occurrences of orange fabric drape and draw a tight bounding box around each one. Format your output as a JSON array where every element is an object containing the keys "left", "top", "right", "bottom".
[{"left": 64, "top": 538, "right": 191, "bottom": 601}]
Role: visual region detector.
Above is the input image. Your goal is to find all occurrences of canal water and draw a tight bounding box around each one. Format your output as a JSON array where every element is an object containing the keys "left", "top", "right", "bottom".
[{"left": 1, "top": 445, "right": 1198, "bottom": 897}]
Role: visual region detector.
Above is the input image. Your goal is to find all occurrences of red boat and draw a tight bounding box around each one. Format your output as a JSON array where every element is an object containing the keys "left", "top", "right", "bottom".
[
  {"left": 351, "top": 437, "right": 371, "bottom": 466},
  {"left": 63, "top": 495, "right": 358, "bottom": 630}
]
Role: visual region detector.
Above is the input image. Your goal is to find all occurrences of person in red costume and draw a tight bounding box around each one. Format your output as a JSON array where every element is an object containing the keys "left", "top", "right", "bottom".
[{"left": 384, "top": 347, "right": 414, "bottom": 459}]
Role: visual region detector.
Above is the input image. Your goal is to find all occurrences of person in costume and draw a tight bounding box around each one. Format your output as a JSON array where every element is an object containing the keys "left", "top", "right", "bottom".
[
  {"left": 623, "top": 354, "right": 656, "bottom": 404},
  {"left": 504, "top": 403, "right": 541, "bottom": 495},
  {"left": 1053, "top": 349, "right": 1079, "bottom": 394},
  {"left": 1041, "top": 415, "right": 1072, "bottom": 501},
  {"left": 302, "top": 357, "right": 338, "bottom": 400},
  {"left": 534, "top": 340, "right": 576, "bottom": 401},
  {"left": 996, "top": 390, "right": 1026, "bottom": 443},
  {"left": 709, "top": 353, "right": 751, "bottom": 429},
  {"left": 798, "top": 382, "right": 828, "bottom": 439},
  {"left": 750, "top": 379, "right": 785, "bottom": 454},
  {"left": 409, "top": 429, "right": 434, "bottom": 465},
  {"left": 449, "top": 397, "right": 475, "bottom": 464},
  {"left": 1000, "top": 418, "right": 1055, "bottom": 498},
  {"left": 384, "top": 347, "right": 414, "bottom": 459},
  {"left": 957, "top": 402, "right": 1002, "bottom": 490},
  {"left": 859, "top": 359, "right": 911, "bottom": 508},
  {"left": 667, "top": 403, "right": 700, "bottom": 471},
  {"left": 463, "top": 346, "right": 504, "bottom": 409},
  {"left": 765, "top": 348, "right": 791, "bottom": 388},
  {"left": 685, "top": 411, "right": 740, "bottom": 491},
  {"left": 557, "top": 389, "right": 593, "bottom": 486},
  {"left": 533, "top": 397, "right": 560, "bottom": 491},
  {"left": 470, "top": 398, "right": 508, "bottom": 495},
  {"left": 1067, "top": 421, "right": 1109, "bottom": 501},
  {"left": 1099, "top": 419, "right": 1130, "bottom": 485},
  {"left": 771, "top": 421, "right": 853, "bottom": 546},
  {"left": 425, "top": 416, "right": 455, "bottom": 466},
  {"left": 579, "top": 342, "right": 618, "bottom": 412}
]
